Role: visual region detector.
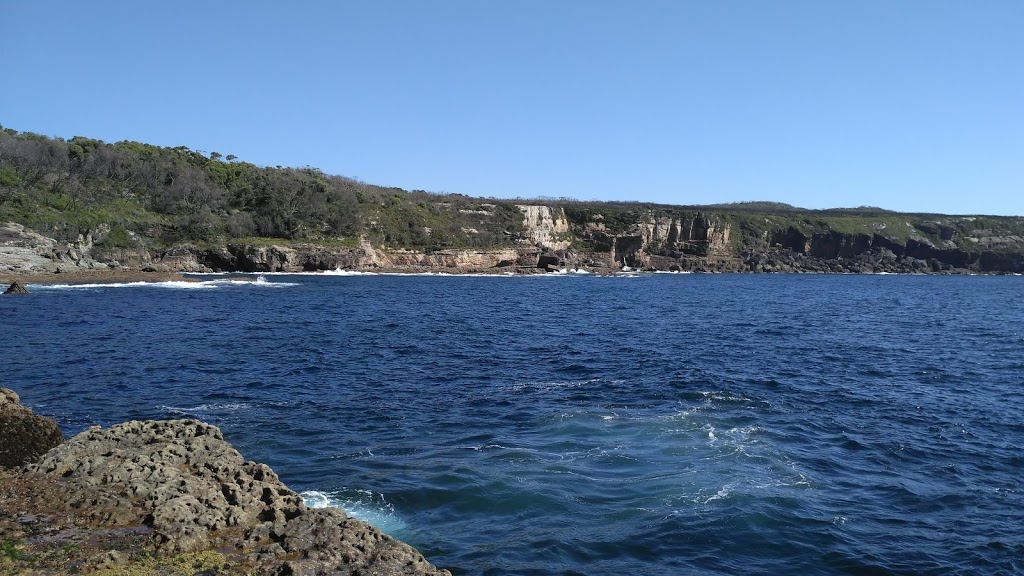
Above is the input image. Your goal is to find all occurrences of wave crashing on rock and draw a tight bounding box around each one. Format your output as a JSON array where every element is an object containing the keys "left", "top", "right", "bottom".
[{"left": 6, "top": 412, "right": 449, "bottom": 575}]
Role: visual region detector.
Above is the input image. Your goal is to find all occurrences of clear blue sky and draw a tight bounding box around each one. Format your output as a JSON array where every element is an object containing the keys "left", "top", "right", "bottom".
[{"left": 2, "top": 1, "right": 1021, "bottom": 215}]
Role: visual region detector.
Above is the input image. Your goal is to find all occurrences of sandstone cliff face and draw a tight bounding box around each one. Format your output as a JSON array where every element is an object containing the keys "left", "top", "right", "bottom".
[
  {"left": 518, "top": 205, "right": 571, "bottom": 250},
  {"left": 634, "top": 213, "right": 731, "bottom": 256},
  {"left": 577, "top": 212, "right": 732, "bottom": 268}
]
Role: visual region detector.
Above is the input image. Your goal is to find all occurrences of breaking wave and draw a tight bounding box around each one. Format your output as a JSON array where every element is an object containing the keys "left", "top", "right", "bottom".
[
  {"left": 29, "top": 278, "right": 298, "bottom": 290},
  {"left": 301, "top": 489, "right": 408, "bottom": 536}
]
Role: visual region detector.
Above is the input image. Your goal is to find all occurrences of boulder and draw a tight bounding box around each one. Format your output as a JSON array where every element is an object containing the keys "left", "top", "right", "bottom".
[
  {"left": 0, "top": 388, "right": 63, "bottom": 468},
  {"left": 3, "top": 281, "right": 28, "bottom": 294}
]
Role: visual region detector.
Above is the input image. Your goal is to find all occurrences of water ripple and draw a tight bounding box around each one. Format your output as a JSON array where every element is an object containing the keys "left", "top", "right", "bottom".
[{"left": 4, "top": 274, "right": 1024, "bottom": 575}]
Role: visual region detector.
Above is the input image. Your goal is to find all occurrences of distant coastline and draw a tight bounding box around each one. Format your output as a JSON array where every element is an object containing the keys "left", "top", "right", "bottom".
[
  {"left": 3, "top": 128, "right": 1024, "bottom": 281},
  {"left": 3, "top": 261, "right": 1020, "bottom": 291}
]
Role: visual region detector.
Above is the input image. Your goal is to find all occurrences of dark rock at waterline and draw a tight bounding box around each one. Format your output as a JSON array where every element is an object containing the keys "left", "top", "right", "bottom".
[
  {"left": 536, "top": 253, "right": 561, "bottom": 269},
  {"left": 3, "top": 281, "right": 28, "bottom": 294},
  {"left": 0, "top": 388, "right": 63, "bottom": 468}
]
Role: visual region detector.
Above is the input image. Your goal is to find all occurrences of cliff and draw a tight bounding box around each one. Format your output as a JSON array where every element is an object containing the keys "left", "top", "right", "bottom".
[
  {"left": 0, "top": 388, "right": 450, "bottom": 576},
  {"left": 5, "top": 207, "right": 1024, "bottom": 279},
  {"left": 501, "top": 206, "right": 1024, "bottom": 274}
]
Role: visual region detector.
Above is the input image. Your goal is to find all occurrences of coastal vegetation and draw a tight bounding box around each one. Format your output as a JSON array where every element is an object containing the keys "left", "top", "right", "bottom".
[{"left": 0, "top": 124, "right": 526, "bottom": 253}]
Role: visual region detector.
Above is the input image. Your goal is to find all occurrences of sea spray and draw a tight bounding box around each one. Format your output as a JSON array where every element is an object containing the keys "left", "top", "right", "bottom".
[{"left": 301, "top": 489, "right": 409, "bottom": 536}]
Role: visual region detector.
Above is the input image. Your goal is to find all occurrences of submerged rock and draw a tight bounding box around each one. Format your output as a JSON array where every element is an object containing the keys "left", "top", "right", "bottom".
[
  {"left": 0, "top": 387, "right": 63, "bottom": 468},
  {"left": 3, "top": 280, "right": 28, "bottom": 294}
]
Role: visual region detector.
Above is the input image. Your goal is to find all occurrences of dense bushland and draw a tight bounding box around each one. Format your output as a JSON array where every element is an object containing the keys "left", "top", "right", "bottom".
[{"left": 0, "top": 125, "right": 525, "bottom": 251}]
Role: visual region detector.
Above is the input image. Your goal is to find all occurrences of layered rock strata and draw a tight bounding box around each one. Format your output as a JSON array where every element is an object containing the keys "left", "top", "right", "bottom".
[{"left": 5, "top": 213, "right": 1024, "bottom": 277}]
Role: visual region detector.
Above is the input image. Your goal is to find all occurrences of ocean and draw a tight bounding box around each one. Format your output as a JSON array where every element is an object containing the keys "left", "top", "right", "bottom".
[{"left": 3, "top": 272, "right": 1023, "bottom": 575}]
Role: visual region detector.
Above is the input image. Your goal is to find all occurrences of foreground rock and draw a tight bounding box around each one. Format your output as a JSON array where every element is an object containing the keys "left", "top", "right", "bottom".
[
  {"left": 0, "top": 407, "right": 450, "bottom": 575},
  {"left": 0, "top": 388, "right": 62, "bottom": 468}
]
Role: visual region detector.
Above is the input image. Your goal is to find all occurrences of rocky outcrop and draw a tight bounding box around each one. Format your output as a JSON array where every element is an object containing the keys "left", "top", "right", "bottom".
[
  {"left": 0, "top": 222, "right": 105, "bottom": 274},
  {"left": 808, "top": 231, "right": 873, "bottom": 259},
  {"left": 159, "top": 244, "right": 213, "bottom": 272},
  {"left": 755, "top": 223, "right": 1024, "bottom": 274},
  {"left": 154, "top": 241, "right": 519, "bottom": 274},
  {"left": 3, "top": 280, "right": 28, "bottom": 294},
  {"left": 9, "top": 416, "right": 450, "bottom": 575},
  {"left": 0, "top": 388, "right": 63, "bottom": 468},
  {"left": 30, "top": 420, "right": 303, "bottom": 554},
  {"left": 770, "top": 227, "right": 809, "bottom": 253},
  {"left": 378, "top": 248, "right": 521, "bottom": 271}
]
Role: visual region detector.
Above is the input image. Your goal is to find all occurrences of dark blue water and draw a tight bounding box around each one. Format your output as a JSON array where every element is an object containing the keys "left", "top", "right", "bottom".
[{"left": 3, "top": 273, "right": 1023, "bottom": 575}]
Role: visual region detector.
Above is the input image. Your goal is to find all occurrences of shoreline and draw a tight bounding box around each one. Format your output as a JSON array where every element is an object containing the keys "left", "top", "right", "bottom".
[
  {"left": 0, "top": 269, "right": 197, "bottom": 286},
  {"left": 3, "top": 265, "right": 1019, "bottom": 288}
]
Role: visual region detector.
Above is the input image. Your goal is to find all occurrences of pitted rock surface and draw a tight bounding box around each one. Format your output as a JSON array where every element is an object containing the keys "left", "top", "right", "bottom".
[{"left": 29, "top": 419, "right": 450, "bottom": 575}]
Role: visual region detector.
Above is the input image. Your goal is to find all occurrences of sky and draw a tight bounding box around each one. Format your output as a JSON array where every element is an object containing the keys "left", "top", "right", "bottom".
[{"left": 1, "top": 1, "right": 1021, "bottom": 215}]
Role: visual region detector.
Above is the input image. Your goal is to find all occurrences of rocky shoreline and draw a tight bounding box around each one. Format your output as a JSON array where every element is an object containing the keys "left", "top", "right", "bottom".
[
  {"left": 0, "top": 389, "right": 450, "bottom": 575},
  {"left": 3, "top": 218, "right": 1023, "bottom": 287}
]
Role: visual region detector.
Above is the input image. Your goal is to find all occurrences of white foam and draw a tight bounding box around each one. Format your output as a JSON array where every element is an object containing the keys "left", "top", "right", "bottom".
[
  {"left": 463, "top": 443, "right": 532, "bottom": 452},
  {"left": 31, "top": 281, "right": 218, "bottom": 290},
  {"left": 701, "top": 485, "right": 733, "bottom": 504},
  {"left": 509, "top": 378, "right": 605, "bottom": 391},
  {"left": 159, "top": 403, "right": 250, "bottom": 415},
  {"left": 31, "top": 279, "right": 298, "bottom": 290},
  {"left": 700, "top": 390, "right": 754, "bottom": 403},
  {"left": 321, "top": 268, "right": 379, "bottom": 276},
  {"left": 191, "top": 269, "right": 469, "bottom": 278},
  {"left": 301, "top": 489, "right": 408, "bottom": 535}
]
